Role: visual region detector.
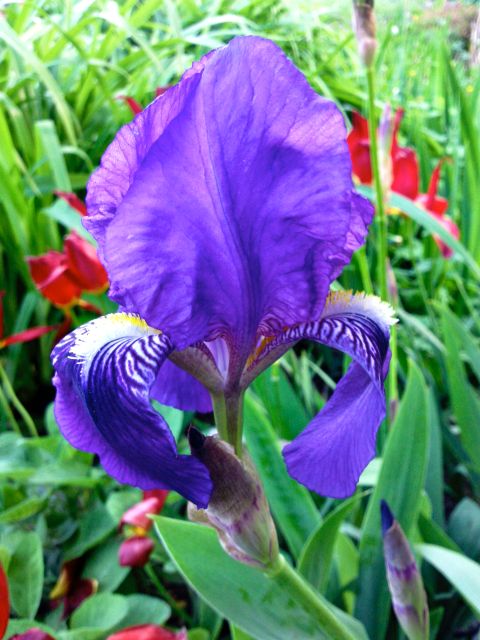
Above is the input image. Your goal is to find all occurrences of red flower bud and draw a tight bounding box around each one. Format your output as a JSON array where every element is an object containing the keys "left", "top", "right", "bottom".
[
  {"left": 118, "top": 536, "right": 154, "bottom": 567},
  {"left": 120, "top": 496, "right": 167, "bottom": 532},
  {"left": 0, "top": 561, "right": 9, "bottom": 639},
  {"left": 107, "top": 625, "right": 187, "bottom": 640},
  {"left": 9, "top": 630, "right": 55, "bottom": 640}
]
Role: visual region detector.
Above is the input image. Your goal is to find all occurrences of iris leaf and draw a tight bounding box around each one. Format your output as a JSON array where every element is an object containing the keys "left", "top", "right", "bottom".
[
  {"left": 154, "top": 516, "right": 368, "bottom": 640},
  {"left": 355, "top": 359, "right": 429, "bottom": 640},
  {"left": 243, "top": 391, "right": 320, "bottom": 559}
]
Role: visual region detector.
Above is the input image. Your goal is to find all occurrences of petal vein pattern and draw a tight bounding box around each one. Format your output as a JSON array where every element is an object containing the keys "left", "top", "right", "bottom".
[{"left": 51, "top": 314, "right": 212, "bottom": 508}]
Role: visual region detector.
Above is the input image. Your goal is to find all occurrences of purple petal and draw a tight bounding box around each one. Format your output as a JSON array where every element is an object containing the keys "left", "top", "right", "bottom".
[
  {"left": 151, "top": 359, "right": 212, "bottom": 413},
  {"left": 284, "top": 362, "right": 386, "bottom": 498},
  {"left": 87, "top": 36, "right": 373, "bottom": 354},
  {"left": 282, "top": 293, "right": 394, "bottom": 497},
  {"left": 51, "top": 315, "right": 212, "bottom": 507}
]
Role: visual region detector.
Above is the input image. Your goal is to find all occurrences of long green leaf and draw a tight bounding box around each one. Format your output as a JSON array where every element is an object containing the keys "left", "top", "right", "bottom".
[
  {"left": 298, "top": 493, "right": 364, "bottom": 593},
  {"left": 243, "top": 392, "right": 320, "bottom": 559},
  {"left": 440, "top": 306, "right": 480, "bottom": 471},
  {"left": 419, "top": 544, "right": 480, "bottom": 616},
  {"left": 355, "top": 359, "right": 429, "bottom": 640},
  {"left": 154, "top": 516, "right": 368, "bottom": 640}
]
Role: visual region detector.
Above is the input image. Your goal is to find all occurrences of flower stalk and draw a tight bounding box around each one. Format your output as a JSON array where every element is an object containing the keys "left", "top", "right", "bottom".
[
  {"left": 211, "top": 390, "right": 244, "bottom": 456},
  {"left": 266, "top": 555, "right": 357, "bottom": 640}
]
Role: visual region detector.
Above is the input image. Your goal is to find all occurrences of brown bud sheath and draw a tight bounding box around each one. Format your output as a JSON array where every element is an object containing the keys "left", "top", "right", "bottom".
[
  {"left": 188, "top": 427, "right": 278, "bottom": 569},
  {"left": 353, "top": 0, "right": 377, "bottom": 68}
]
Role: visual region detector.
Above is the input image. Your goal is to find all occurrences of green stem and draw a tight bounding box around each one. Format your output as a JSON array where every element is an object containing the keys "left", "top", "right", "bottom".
[
  {"left": 266, "top": 555, "right": 356, "bottom": 640},
  {"left": 366, "top": 66, "right": 388, "bottom": 301},
  {"left": 355, "top": 246, "right": 374, "bottom": 295},
  {"left": 0, "top": 362, "right": 38, "bottom": 437},
  {"left": 144, "top": 562, "right": 194, "bottom": 626},
  {"left": 0, "top": 379, "right": 22, "bottom": 435},
  {"left": 211, "top": 390, "right": 244, "bottom": 456}
]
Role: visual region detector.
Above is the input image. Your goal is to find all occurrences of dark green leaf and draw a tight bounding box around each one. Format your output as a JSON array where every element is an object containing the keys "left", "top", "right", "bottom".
[
  {"left": 356, "top": 360, "right": 429, "bottom": 640},
  {"left": 154, "top": 516, "right": 368, "bottom": 640},
  {"left": 243, "top": 392, "right": 320, "bottom": 558}
]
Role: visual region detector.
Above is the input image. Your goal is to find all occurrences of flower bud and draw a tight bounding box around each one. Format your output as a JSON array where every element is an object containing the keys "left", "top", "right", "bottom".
[
  {"left": 9, "top": 630, "right": 56, "bottom": 640},
  {"left": 187, "top": 427, "right": 278, "bottom": 569},
  {"left": 118, "top": 536, "right": 155, "bottom": 567},
  {"left": 120, "top": 495, "right": 167, "bottom": 532},
  {"left": 381, "top": 501, "right": 429, "bottom": 640},
  {"left": 107, "top": 624, "right": 187, "bottom": 640},
  {"left": 352, "top": 0, "right": 377, "bottom": 68}
]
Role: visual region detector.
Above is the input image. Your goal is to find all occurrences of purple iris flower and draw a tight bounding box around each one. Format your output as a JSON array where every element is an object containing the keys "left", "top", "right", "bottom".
[{"left": 51, "top": 36, "right": 395, "bottom": 509}]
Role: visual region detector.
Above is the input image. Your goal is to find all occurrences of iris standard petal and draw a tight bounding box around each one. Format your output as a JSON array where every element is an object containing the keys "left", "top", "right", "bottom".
[
  {"left": 88, "top": 36, "right": 373, "bottom": 354},
  {"left": 51, "top": 314, "right": 212, "bottom": 507}
]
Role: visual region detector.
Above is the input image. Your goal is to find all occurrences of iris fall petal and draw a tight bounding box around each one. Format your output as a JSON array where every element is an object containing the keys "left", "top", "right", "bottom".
[
  {"left": 261, "top": 292, "right": 394, "bottom": 497},
  {"left": 51, "top": 313, "right": 212, "bottom": 507}
]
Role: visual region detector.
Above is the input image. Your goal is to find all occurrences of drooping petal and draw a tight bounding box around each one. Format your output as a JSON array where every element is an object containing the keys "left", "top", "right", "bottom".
[
  {"left": 87, "top": 36, "right": 373, "bottom": 356},
  {"left": 51, "top": 314, "right": 212, "bottom": 507},
  {"left": 282, "top": 292, "right": 394, "bottom": 497},
  {"left": 248, "top": 292, "right": 394, "bottom": 498}
]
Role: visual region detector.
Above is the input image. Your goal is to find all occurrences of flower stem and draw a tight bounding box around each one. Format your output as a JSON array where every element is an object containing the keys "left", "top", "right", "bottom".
[
  {"left": 366, "top": 66, "right": 388, "bottom": 301},
  {"left": 266, "top": 555, "right": 357, "bottom": 640},
  {"left": 0, "top": 362, "right": 38, "bottom": 437},
  {"left": 0, "top": 378, "right": 22, "bottom": 435},
  {"left": 211, "top": 390, "right": 244, "bottom": 456}
]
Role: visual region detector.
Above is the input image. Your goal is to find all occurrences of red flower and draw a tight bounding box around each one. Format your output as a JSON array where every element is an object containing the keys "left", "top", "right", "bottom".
[
  {"left": 0, "top": 561, "right": 9, "bottom": 639},
  {"left": 118, "top": 88, "right": 170, "bottom": 115},
  {"left": 27, "top": 232, "right": 107, "bottom": 308},
  {"left": 107, "top": 625, "right": 187, "bottom": 640},
  {"left": 347, "top": 112, "right": 372, "bottom": 183},
  {"left": 118, "top": 491, "right": 168, "bottom": 568},
  {"left": 50, "top": 559, "right": 97, "bottom": 619},
  {"left": 416, "top": 160, "right": 449, "bottom": 216},
  {"left": 118, "top": 96, "right": 143, "bottom": 115},
  {"left": 120, "top": 493, "right": 169, "bottom": 531},
  {"left": 347, "top": 109, "right": 419, "bottom": 198},
  {"left": 54, "top": 191, "right": 87, "bottom": 216},
  {"left": 118, "top": 536, "right": 155, "bottom": 567},
  {"left": 0, "top": 291, "right": 58, "bottom": 349},
  {"left": 63, "top": 232, "right": 108, "bottom": 291},
  {"left": 416, "top": 160, "right": 459, "bottom": 258},
  {"left": 8, "top": 630, "right": 55, "bottom": 640}
]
